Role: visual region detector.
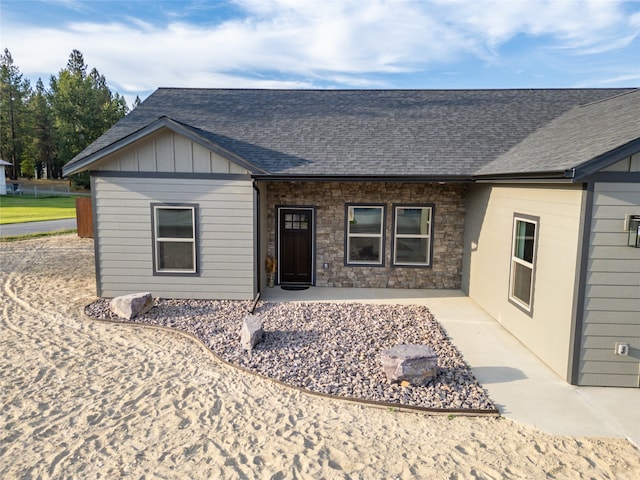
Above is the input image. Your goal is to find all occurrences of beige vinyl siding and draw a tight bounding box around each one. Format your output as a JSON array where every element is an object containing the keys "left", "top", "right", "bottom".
[
  {"left": 94, "top": 176, "right": 254, "bottom": 300},
  {"left": 92, "top": 129, "right": 248, "bottom": 175},
  {"left": 463, "top": 183, "right": 584, "bottom": 380},
  {"left": 579, "top": 182, "right": 640, "bottom": 387}
]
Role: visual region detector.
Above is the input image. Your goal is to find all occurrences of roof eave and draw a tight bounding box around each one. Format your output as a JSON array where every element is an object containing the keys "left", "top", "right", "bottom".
[
  {"left": 571, "top": 137, "right": 640, "bottom": 182},
  {"left": 473, "top": 136, "right": 640, "bottom": 183},
  {"left": 472, "top": 170, "right": 573, "bottom": 183},
  {"left": 252, "top": 174, "right": 473, "bottom": 183}
]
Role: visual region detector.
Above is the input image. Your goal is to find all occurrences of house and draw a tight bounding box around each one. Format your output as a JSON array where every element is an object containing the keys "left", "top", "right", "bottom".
[
  {"left": 63, "top": 88, "right": 640, "bottom": 388},
  {"left": 0, "top": 159, "right": 11, "bottom": 195}
]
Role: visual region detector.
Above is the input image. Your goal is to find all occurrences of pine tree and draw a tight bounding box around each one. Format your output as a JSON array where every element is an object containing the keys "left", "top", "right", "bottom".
[
  {"left": 49, "top": 49, "right": 128, "bottom": 184},
  {"left": 23, "top": 78, "right": 56, "bottom": 178},
  {"left": 0, "top": 48, "right": 31, "bottom": 179}
]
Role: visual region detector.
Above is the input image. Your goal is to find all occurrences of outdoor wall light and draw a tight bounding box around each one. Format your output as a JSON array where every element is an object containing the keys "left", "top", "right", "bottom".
[{"left": 627, "top": 215, "right": 640, "bottom": 248}]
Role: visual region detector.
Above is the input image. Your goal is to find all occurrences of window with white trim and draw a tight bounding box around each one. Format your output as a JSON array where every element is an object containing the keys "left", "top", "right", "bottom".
[
  {"left": 509, "top": 215, "right": 538, "bottom": 312},
  {"left": 346, "top": 205, "right": 385, "bottom": 265},
  {"left": 392, "top": 205, "right": 433, "bottom": 266},
  {"left": 152, "top": 204, "right": 198, "bottom": 274}
]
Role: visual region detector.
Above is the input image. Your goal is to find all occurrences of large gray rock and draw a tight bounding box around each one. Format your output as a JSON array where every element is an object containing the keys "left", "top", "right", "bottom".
[
  {"left": 109, "top": 292, "right": 153, "bottom": 320},
  {"left": 241, "top": 314, "right": 264, "bottom": 351},
  {"left": 380, "top": 344, "right": 437, "bottom": 386}
]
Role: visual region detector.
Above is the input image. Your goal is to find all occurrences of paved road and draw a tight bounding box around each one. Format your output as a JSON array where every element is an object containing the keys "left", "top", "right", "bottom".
[{"left": 0, "top": 218, "right": 77, "bottom": 237}]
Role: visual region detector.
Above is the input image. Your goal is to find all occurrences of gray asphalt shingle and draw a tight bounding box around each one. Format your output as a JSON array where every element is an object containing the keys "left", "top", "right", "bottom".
[
  {"left": 66, "top": 88, "right": 636, "bottom": 177},
  {"left": 476, "top": 89, "right": 640, "bottom": 176}
]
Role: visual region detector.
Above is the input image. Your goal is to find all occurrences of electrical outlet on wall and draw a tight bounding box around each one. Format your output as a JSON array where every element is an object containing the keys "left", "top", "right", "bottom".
[{"left": 615, "top": 342, "right": 629, "bottom": 356}]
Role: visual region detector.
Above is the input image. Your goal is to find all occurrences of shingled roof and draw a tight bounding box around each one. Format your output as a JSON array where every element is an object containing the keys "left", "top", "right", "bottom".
[
  {"left": 477, "top": 89, "right": 640, "bottom": 179},
  {"left": 64, "top": 88, "right": 636, "bottom": 179}
]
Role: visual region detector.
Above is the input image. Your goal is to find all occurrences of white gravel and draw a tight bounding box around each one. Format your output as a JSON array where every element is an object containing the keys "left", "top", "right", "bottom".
[{"left": 85, "top": 299, "right": 496, "bottom": 412}]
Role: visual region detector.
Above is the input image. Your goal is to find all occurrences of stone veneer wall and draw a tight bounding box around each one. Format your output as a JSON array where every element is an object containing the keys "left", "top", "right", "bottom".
[{"left": 266, "top": 182, "right": 467, "bottom": 289}]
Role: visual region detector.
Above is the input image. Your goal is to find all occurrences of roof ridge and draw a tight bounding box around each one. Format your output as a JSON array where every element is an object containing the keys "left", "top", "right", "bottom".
[
  {"left": 576, "top": 88, "right": 640, "bottom": 109},
  {"left": 154, "top": 87, "right": 634, "bottom": 93}
]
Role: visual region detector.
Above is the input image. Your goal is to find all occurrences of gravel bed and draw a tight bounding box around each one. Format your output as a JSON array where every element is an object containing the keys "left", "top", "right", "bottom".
[{"left": 85, "top": 299, "right": 496, "bottom": 412}]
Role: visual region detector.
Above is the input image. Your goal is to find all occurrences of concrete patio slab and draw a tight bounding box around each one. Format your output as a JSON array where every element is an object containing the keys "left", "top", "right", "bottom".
[{"left": 261, "top": 286, "right": 640, "bottom": 447}]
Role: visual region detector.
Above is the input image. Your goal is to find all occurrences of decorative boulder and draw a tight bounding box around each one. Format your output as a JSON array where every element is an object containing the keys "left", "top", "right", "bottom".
[
  {"left": 380, "top": 344, "right": 437, "bottom": 386},
  {"left": 241, "top": 314, "right": 264, "bottom": 351},
  {"left": 109, "top": 292, "right": 153, "bottom": 320}
]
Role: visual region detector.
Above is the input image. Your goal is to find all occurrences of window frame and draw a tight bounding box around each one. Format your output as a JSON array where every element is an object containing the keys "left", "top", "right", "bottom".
[
  {"left": 151, "top": 203, "right": 199, "bottom": 276},
  {"left": 344, "top": 203, "right": 386, "bottom": 266},
  {"left": 391, "top": 204, "right": 434, "bottom": 267},
  {"left": 508, "top": 213, "right": 539, "bottom": 314}
]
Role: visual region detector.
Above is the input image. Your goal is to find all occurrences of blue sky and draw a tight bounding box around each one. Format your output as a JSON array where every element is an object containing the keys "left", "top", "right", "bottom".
[{"left": 1, "top": 0, "right": 639, "bottom": 106}]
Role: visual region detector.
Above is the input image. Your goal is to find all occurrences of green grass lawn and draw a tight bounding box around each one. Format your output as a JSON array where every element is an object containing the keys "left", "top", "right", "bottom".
[{"left": 0, "top": 195, "right": 77, "bottom": 224}]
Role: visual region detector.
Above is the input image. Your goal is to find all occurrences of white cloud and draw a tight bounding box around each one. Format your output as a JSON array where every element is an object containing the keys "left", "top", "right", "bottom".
[
  {"left": 575, "top": 72, "right": 640, "bottom": 87},
  {"left": 435, "top": 0, "right": 638, "bottom": 53},
  {"left": 2, "top": 0, "right": 637, "bottom": 102}
]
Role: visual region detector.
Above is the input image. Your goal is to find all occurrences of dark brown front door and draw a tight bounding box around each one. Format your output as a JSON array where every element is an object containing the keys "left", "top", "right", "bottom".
[{"left": 279, "top": 208, "right": 313, "bottom": 284}]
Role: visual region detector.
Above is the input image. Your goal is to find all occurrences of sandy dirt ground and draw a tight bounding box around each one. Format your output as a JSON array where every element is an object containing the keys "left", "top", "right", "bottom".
[{"left": 1, "top": 235, "right": 639, "bottom": 479}]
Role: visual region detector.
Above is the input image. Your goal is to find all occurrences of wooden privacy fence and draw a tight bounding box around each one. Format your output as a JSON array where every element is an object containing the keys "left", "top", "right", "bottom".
[{"left": 75, "top": 197, "right": 93, "bottom": 238}]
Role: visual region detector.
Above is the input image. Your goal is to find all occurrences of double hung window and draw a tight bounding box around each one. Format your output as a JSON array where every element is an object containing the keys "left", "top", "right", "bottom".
[
  {"left": 346, "top": 205, "right": 385, "bottom": 265},
  {"left": 392, "top": 205, "right": 433, "bottom": 266},
  {"left": 509, "top": 215, "right": 538, "bottom": 312},
  {"left": 152, "top": 204, "right": 198, "bottom": 275}
]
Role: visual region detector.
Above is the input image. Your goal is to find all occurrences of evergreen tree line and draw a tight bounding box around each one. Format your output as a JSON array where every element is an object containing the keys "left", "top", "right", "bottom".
[{"left": 0, "top": 48, "right": 139, "bottom": 187}]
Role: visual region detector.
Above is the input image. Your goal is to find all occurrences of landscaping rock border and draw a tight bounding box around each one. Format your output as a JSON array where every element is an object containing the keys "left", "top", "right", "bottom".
[{"left": 85, "top": 299, "right": 496, "bottom": 412}]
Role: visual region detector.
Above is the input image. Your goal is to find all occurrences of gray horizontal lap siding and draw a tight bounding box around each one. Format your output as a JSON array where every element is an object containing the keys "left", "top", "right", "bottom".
[
  {"left": 94, "top": 175, "right": 254, "bottom": 300},
  {"left": 579, "top": 182, "right": 640, "bottom": 387}
]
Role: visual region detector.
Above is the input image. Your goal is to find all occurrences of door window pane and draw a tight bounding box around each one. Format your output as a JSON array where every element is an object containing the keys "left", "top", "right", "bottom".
[{"left": 284, "top": 212, "right": 309, "bottom": 230}]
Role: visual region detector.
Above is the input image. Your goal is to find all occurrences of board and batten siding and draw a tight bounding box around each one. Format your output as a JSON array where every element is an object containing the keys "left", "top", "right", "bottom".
[
  {"left": 579, "top": 182, "right": 640, "bottom": 387},
  {"left": 92, "top": 128, "right": 249, "bottom": 175},
  {"left": 463, "top": 183, "right": 585, "bottom": 381}
]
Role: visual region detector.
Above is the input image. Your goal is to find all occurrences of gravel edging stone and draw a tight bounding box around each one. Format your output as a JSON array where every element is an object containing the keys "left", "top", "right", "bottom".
[{"left": 85, "top": 298, "right": 497, "bottom": 412}]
